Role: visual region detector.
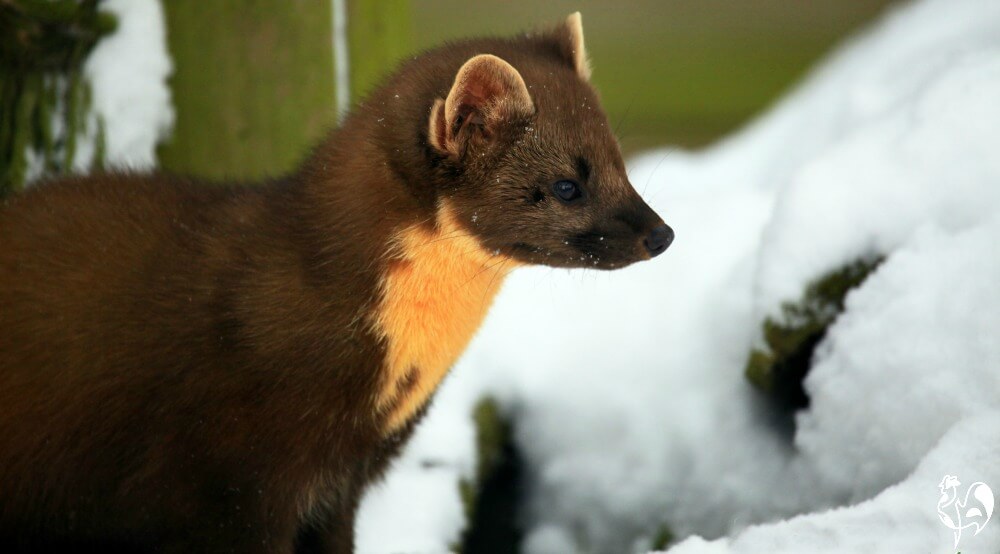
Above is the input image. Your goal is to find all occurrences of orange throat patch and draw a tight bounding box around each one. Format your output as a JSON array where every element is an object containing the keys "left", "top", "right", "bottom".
[{"left": 371, "top": 203, "right": 517, "bottom": 434}]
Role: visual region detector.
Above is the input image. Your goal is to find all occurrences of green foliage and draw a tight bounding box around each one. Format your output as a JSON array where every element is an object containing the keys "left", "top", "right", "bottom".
[
  {"left": 746, "top": 256, "right": 883, "bottom": 409},
  {"left": 0, "top": 0, "right": 116, "bottom": 195}
]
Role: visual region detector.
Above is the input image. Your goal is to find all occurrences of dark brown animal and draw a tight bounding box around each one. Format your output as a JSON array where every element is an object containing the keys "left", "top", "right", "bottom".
[{"left": 0, "top": 13, "right": 671, "bottom": 553}]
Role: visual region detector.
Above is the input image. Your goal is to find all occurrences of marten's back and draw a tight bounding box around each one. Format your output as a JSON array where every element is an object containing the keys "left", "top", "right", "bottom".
[
  {"left": 0, "top": 174, "right": 379, "bottom": 537},
  {"left": 1, "top": 174, "right": 245, "bottom": 377},
  {"left": 0, "top": 175, "right": 242, "bottom": 500},
  {"left": 0, "top": 165, "right": 404, "bottom": 550}
]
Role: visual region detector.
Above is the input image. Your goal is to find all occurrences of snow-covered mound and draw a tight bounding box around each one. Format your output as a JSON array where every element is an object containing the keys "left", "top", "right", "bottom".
[
  {"left": 358, "top": 0, "right": 1000, "bottom": 551},
  {"left": 668, "top": 413, "right": 1000, "bottom": 553}
]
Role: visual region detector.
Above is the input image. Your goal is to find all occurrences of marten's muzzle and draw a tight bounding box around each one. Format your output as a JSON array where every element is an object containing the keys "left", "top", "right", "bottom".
[{"left": 643, "top": 223, "right": 674, "bottom": 257}]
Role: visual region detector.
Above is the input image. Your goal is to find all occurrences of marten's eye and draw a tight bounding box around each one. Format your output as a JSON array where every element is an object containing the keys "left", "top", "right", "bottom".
[{"left": 552, "top": 180, "right": 582, "bottom": 203}]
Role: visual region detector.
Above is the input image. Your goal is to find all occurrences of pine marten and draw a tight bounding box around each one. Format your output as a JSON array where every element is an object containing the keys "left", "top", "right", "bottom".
[{"left": 0, "top": 13, "right": 672, "bottom": 553}]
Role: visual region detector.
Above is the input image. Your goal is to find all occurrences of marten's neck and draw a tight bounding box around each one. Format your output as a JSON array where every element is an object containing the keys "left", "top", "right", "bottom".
[
  {"left": 288, "top": 109, "right": 514, "bottom": 436},
  {"left": 369, "top": 202, "right": 516, "bottom": 433}
]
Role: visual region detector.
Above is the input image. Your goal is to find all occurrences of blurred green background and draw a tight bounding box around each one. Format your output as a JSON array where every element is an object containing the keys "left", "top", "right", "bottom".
[
  {"left": 2, "top": 1, "right": 902, "bottom": 190},
  {"left": 152, "top": 0, "right": 900, "bottom": 181},
  {"left": 411, "top": 0, "right": 899, "bottom": 153}
]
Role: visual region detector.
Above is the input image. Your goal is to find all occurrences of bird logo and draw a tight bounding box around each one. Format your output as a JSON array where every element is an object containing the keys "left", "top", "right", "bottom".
[{"left": 937, "top": 474, "right": 994, "bottom": 549}]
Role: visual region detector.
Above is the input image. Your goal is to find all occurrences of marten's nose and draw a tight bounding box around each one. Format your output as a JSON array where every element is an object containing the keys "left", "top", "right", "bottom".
[{"left": 643, "top": 224, "right": 674, "bottom": 257}]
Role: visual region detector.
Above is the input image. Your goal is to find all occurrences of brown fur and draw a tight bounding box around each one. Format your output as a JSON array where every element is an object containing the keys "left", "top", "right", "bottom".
[{"left": 0, "top": 13, "right": 669, "bottom": 553}]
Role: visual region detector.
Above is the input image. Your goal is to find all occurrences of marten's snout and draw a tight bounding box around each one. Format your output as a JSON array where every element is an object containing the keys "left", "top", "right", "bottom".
[{"left": 643, "top": 224, "right": 674, "bottom": 257}]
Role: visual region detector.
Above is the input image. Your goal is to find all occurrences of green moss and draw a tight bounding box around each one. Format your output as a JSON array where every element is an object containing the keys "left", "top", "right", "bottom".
[
  {"left": 0, "top": 0, "right": 116, "bottom": 194},
  {"left": 458, "top": 477, "right": 477, "bottom": 524},
  {"left": 457, "top": 396, "right": 507, "bottom": 525},
  {"left": 92, "top": 114, "right": 107, "bottom": 172},
  {"left": 8, "top": 73, "right": 38, "bottom": 189},
  {"left": 472, "top": 396, "right": 507, "bottom": 483},
  {"left": 746, "top": 256, "right": 883, "bottom": 410},
  {"left": 62, "top": 71, "right": 83, "bottom": 171},
  {"left": 457, "top": 396, "right": 524, "bottom": 553},
  {"left": 744, "top": 348, "right": 775, "bottom": 391},
  {"left": 649, "top": 523, "right": 675, "bottom": 550}
]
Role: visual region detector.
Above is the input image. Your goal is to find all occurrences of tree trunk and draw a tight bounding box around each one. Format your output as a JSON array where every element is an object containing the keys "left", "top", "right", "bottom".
[
  {"left": 157, "top": 0, "right": 336, "bottom": 180},
  {"left": 347, "top": 0, "right": 412, "bottom": 103}
]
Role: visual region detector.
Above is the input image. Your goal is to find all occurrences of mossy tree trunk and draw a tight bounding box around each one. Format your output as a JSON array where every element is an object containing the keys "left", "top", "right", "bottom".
[
  {"left": 347, "top": 0, "right": 412, "bottom": 103},
  {"left": 158, "top": 0, "right": 412, "bottom": 182},
  {"left": 157, "top": 0, "right": 337, "bottom": 181}
]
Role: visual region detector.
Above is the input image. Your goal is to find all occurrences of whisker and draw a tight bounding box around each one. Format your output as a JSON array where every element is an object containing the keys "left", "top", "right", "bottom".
[
  {"left": 615, "top": 95, "right": 636, "bottom": 140},
  {"left": 411, "top": 230, "right": 480, "bottom": 250},
  {"left": 464, "top": 254, "right": 510, "bottom": 287},
  {"left": 481, "top": 257, "right": 511, "bottom": 309},
  {"left": 641, "top": 149, "right": 673, "bottom": 197}
]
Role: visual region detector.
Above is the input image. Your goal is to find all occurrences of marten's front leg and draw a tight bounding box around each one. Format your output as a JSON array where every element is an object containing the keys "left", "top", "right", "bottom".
[
  {"left": 147, "top": 477, "right": 302, "bottom": 554},
  {"left": 290, "top": 509, "right": 356, "bottom": 554},
  {"left": 157, "top": 508, "right": 299, "bottom": 554}
]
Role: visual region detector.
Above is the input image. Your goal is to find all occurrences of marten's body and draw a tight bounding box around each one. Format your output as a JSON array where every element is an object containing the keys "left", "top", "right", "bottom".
[{"left": 0, "top": 14, "right": 671, "bottom": 553}]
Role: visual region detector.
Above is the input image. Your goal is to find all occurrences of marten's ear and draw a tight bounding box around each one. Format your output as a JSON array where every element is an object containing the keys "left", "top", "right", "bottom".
[
  {"left": 553, "top": 12, "right": 592, "bottom": 81},
  {"left": 428, "top": 54, "right": 534, "bottom": 159}
]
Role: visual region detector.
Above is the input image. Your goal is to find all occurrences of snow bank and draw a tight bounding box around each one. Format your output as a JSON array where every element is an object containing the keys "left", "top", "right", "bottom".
[
  {"left": 667, "top": 413, "right": 1000, "bottom": 553},
  {"left": 795, "top": 217, "right": 1000, "bottom": 501},
  {"left": 77, "top": 0, "right": 173, "bottom": 171},
  {"left": 359, "top": 0, "right": 1000, "bottom": 551},
  {"left": 356, "top": 368, "right": 480, "bottom": 552}
]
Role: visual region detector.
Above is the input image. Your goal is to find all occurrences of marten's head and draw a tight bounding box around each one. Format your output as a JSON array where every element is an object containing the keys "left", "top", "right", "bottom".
[{"left": 423, "top": 13, "right": 672, "bottom": 269}]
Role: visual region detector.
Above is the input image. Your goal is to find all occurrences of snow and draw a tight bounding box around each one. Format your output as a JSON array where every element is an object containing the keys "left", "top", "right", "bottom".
[
  {"left": 76, "top": 0, "right": 173, "bottom": 171},
  {"left": 796, "top": 218, "right": 1000, "bottom": 501},
  {"left": 666, "top": 413, "right": 1000, "bottom": 553},
  {"left": 363, "top": 0, "right": 1000, "bottom": 551},
  {"left": 355, "top": 368, "right": 480, "bottom": 553}
]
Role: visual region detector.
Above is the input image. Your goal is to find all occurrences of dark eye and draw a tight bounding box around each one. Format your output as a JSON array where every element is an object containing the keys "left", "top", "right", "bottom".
[{"left": 552, "top": 180, "right": 582, "bottom": 203}]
